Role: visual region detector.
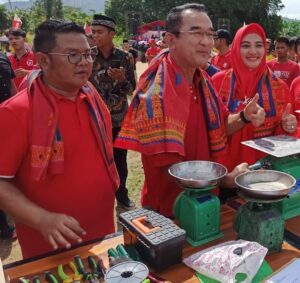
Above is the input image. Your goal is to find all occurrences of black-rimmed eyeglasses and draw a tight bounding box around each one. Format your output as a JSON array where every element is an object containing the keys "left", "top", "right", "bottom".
[{"left": 46, "top": 47, "right": 98, "bottom": 64}]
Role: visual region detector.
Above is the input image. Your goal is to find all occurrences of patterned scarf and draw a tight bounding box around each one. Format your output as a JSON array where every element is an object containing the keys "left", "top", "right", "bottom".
[
  {"left": 27, "top": 70, "right": 119, "bottom": 188},
  {"left": 115, "top": 50, "right": 227, "bottom": 157},
  {"left": 219, "top": 68, "right": 286, "bottom": 138}
]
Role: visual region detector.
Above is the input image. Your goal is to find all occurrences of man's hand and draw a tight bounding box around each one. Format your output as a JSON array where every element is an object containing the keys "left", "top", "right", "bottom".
[
  {"left": 14, "top": 68, "right": 30, "bottom": 77},
  {"left": 243, "top": 93, "right": 266, "bottom": 127},
  {"left": 281, "top": 103, "right": 297, "bottom": 133},
  {"left": 38, "top": 212, "right": 86, "bottom": 250},
  {"left": 220, "top": 162, "right": 250, "bottom": 188},
  {"left": 108, "top": 67, "right": 126, "bottom": 82}
]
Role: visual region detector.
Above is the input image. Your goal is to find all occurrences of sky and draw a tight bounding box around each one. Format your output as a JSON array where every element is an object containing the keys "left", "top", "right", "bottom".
[
  {"left": 0, "top": 0, "right": 299, "bottom": 19},
  {"left": 279, "top": 0, "right": 300, "bottom": 19}
]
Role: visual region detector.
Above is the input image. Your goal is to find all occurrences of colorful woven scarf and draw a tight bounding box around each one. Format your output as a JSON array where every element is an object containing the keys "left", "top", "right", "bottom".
[
  {"left": 219, "top": 68, "right": 286, "bottom": 138},
  {"left": 114, "top": 50, "right": 227, "bottom": 157},
  {"left": 27, "top": 70, "right": 119, "bottom": 187}
]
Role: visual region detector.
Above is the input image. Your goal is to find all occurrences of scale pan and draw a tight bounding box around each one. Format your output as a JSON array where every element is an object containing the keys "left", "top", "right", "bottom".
[
  {"left": 168, "top": 160, "right": 227, "bottom": 189},
  {"left": 235, "top": 170, "right": 296, "bottom": 200}
]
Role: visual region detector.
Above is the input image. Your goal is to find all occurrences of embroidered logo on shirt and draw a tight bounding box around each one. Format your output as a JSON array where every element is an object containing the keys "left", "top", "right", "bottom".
[{"left": 27, "top": 59, "right": 33, "bottom": 66}]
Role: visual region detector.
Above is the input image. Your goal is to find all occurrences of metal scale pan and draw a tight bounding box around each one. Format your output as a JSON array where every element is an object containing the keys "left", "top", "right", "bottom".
[
  {"left": 168, "top": 161, "right": 228, "bottom": 246},
  {"left": 168, "top": 160, "right": 228, "bottom": 189},
  {"left": 235, "top": 170, "right": 296, "bottom": 201},
  {"left": 234, "top": 170, "right": 296, "bottom": 252}
]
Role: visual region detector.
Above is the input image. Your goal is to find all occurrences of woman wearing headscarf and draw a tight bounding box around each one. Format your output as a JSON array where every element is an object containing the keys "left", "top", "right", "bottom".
[{"left": 212, "top": 23, "right": 297, "bottom": 173}]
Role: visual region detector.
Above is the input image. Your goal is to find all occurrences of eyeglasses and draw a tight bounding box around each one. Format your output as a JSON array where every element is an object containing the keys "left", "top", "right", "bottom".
[
  {"left": 46, "top": 47, "right": 98, "bottom": 64},
  {"left": 174, "top": 30, "right": 215, "bottom": 40}
]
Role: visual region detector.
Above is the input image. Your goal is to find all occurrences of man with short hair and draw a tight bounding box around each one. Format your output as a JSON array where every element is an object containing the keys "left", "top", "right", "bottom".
[
  {"left": 288, "top": 36, "right": 298, "bottom": 61},
  {"left": 211, "top": 29, "right": 232, "bottom": 70},
  {"left": 122, "top": 39, "right": 138, "bottom": 67},
  {"left": 7, "top": 28, "right": 36, "bottom": 89},
  {"left": 122, "top": 39, "right": 138, "bottom": 85},
  {"left": 89, "top": 15, "right": 136, "bottom": 209},
  {"left": 115, "top": 3, "right": 265, "bottom": 216},
  {"left": 267, "top": 36, "right": 300, "bottom": 86},
  {"left": 0, "top": 19, "right": 119, "bottom": 258}
]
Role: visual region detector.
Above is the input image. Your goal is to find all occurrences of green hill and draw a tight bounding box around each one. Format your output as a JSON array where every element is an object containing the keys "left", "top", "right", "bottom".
[{"left": 3, "top": 0, "right": 105, "bottom": 13}]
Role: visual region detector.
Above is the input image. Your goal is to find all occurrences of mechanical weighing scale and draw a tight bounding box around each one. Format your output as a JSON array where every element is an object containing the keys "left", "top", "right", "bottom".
[
  {"left": 234, "top": 170, "right": 296, "bottom": 253},
  {"left": 251, "top": 154, "right": 300, "bottom": 220},
  {"left": 233, "top": 135, "right": 300, "bottom": 252},
  {"left": 242, "top": 135, "right": 300, "bottom": 220},
  {"left": 168, "top": 160, "right": 228, "bottom": 246}
]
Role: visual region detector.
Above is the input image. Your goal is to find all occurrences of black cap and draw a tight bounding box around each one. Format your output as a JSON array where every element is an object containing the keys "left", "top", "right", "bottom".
[
  {"left": 215, "top": 29, "right": 231, "bottom": 42},
  {"left": 92, "top": 14, "right": 116, "bottom": 31}
]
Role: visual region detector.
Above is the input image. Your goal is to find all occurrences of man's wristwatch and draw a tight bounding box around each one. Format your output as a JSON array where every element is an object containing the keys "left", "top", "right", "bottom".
[{"left": 240, "top": 110, "right": 251, "bottom": 124}]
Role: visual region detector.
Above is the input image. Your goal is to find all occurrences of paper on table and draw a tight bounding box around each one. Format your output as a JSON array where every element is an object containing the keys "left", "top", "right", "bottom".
[
  {"left": 265, "top": 258, "right": 300, "bottom": 283},
  {"left": 242, "top": 135, "right": 300, "bottom": 158}
]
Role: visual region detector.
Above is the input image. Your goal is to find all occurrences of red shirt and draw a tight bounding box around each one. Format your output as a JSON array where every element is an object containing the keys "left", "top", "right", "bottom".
[
  {"left": 146, "top": 46, "right": 161, "bottom": 63},
  {"left": 211, "top": 50, "right": 232, "bottom": 70},
  {"left": 267, "top": 59, "right": 300, "bottom": 87},
  {"left": 0, "top": 88, "right": 115, "bottom": 258},
  {"left": 141, "top": 82, "right": 229, "bottom": 217},
  {"left": 290, "top": 76, "right": 300, "bottom": 122},
  {"left": 8, "top": 50, "right": 36, "bottom": 88}
]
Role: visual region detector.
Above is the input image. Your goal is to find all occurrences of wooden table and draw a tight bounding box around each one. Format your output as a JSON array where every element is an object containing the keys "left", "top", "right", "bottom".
[{"left": 4, "top": 205, "right": 300, "bottom": 283}]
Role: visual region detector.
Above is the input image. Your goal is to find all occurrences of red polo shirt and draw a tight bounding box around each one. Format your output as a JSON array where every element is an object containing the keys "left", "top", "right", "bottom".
[
  {"left": 8, "top": 50, "right": 36, "bottom": 88},
  {"left": 0, "top": 88, "right": 115, "bottom": 258},
  {"left": 290, "top": 76, "right": 300, "bottom": 122},
  {"left": 211, "top": 50, "right": 232, "bottom": 70},
  {"left": 267, "top": 59, "right": 300, "bottom": 86}
]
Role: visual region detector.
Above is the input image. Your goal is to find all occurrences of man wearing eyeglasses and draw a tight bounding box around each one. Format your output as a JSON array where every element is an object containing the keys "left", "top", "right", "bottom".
[
  {"left": 115, "top": 3, "right": 265, "bottom": 217},
  {"left": 89, "top": 14, "right": 136, "bottom": 210},
  {"left": 0, "top": 19, "right": 119, "bottom": 258},
  {"left": 211, "top": 29, "right": 232, "bottom": 70}
]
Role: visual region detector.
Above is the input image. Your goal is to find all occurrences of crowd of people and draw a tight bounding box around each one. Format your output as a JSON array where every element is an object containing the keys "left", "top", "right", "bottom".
[{"left": 0, "top": 2, "right": 300, "bottom": 260}]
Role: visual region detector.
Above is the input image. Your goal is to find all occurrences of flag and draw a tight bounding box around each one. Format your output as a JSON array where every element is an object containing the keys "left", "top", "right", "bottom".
[
  {"left": 84, "top": 22, "right": 92, "bottom": 35},
  {"left": 12, "top": 14, "right": 22, "bottom": 28}
]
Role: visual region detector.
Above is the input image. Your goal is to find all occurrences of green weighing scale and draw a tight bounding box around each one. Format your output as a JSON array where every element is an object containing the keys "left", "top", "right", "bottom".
[
  {"left": 233, "top": 135, "right": 300, "bottom": 252},
  {"left": 251, "top": 155, "right": 300, "bottom": 220},
  {"left": 234, "top": 170, "right": 295, "bottom": 253},
  {"left": 242, "top": 135, "right": 300, "bottom": 220},
  {"left": 168, "top": 161, "right": 227, "bottom": 247}
]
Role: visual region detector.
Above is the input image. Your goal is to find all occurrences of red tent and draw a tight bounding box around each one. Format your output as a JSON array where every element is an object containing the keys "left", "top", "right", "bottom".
[{"left": 138, "top": 20, "right": 166, "bottom": 34}]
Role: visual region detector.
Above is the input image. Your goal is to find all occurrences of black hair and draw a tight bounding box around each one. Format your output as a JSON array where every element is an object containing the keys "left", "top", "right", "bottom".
[
  {"left": 123, "top": 39, "right": 129, "bottom": 43},
  {"left": 8, "top": 28, "right": 26, "bottom": 38},
  {"left": 295, "top": 37, "right": 300, "bottom": 53},
  {"left": 33, "top": 19, "right": 85, "bottom": 53},
  {"left": 275, "top": 36, "right": 290, "bottom": 46},
  {"left": 289, "top": 36, "right": 297, "bottom": 49},
  {"left": 166, "top": 3, "right": 207, "bottom": 36}
]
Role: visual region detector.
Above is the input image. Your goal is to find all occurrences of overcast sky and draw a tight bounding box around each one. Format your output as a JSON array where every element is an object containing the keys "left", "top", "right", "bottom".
[
  {"left": 279, "top": 0, "right": 300, "bottom": 19},
  {"left": 0, "top": 0, "right": 299, "bottom": 19}
]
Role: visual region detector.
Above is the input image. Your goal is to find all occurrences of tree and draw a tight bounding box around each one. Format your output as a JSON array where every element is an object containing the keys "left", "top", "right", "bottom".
[
  {"left": 31, "top": 0, "right": 63, "bottom": 20},
  {"left": 63, "top": 6, "right": 91, "bottom": 26},
  {"left": 281, "top": 19, "right": 300, "bottom": 36},
  {"left": 105, "top": 0, "right": 284, "bottom": 39},
  {"left": 0, "top": 5, "right": 9, "bottom": 32}
]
